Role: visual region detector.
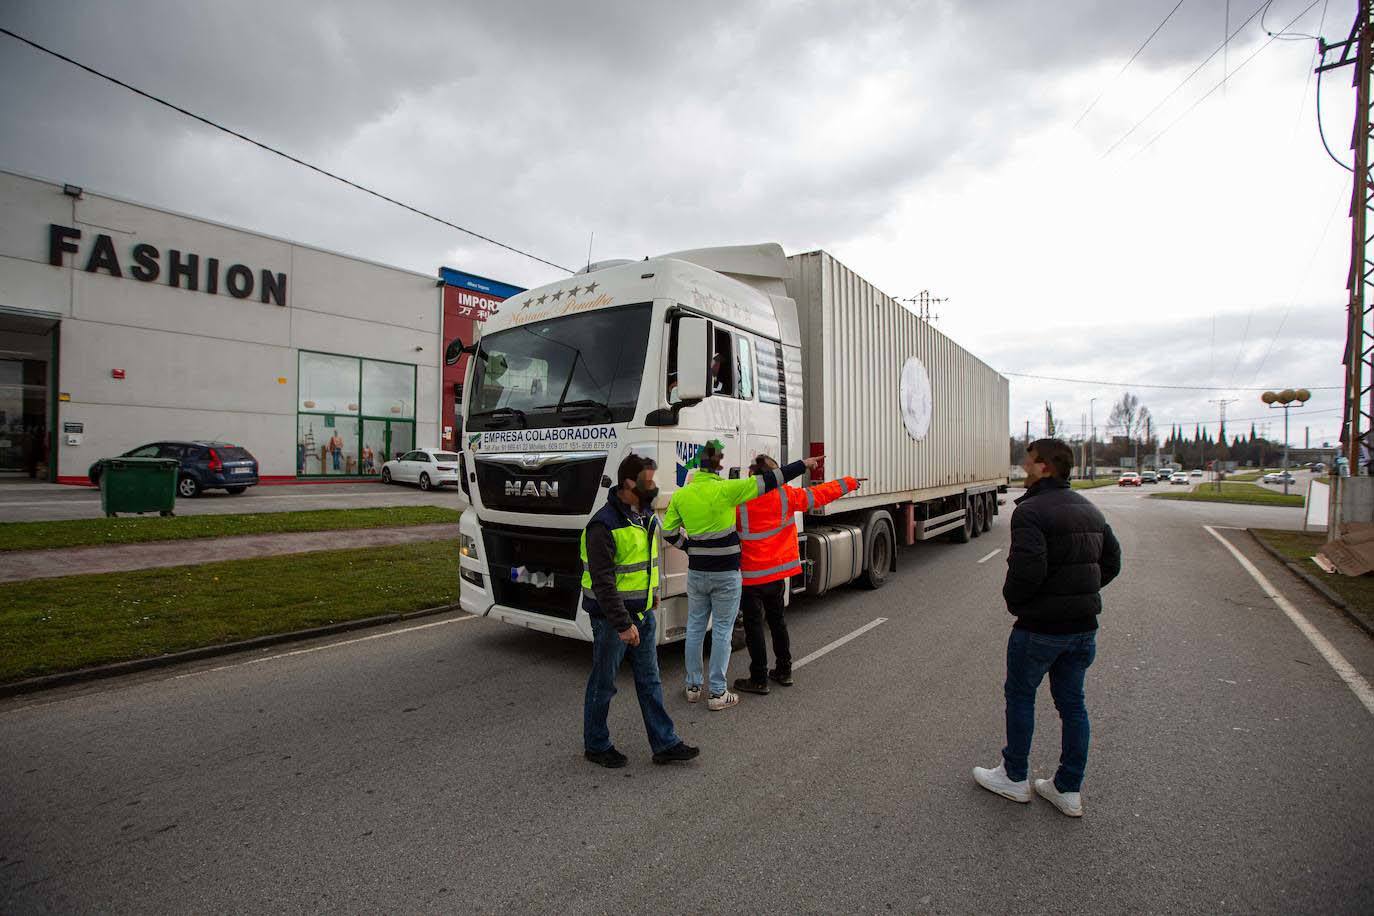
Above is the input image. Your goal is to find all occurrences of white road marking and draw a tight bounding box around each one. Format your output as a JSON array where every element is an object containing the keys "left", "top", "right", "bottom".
[
  {"left": 977, "top": 549, "right": 1002, "bottom": 564},
  {"left": 792, "top": 617, "right": 888, "bottom": 670},
  {"left": 173, "top": 615, "right": 474, "bottom": 679},
  {"left": 1204, "top": 525, "right": 1374, "bottom": 717}
]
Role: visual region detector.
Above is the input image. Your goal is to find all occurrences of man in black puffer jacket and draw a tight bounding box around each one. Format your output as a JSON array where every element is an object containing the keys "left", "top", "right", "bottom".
[{"left": 973, "top": 438, "right": 1121, "bottom": 818}]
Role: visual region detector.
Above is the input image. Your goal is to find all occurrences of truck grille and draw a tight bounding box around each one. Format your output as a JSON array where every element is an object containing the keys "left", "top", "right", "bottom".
[
  {"left": 481, "top": 522, "right": 584, "bottom": 620},
  {"left": 475, "top": 453, "right": 607, "bottom": 515}
]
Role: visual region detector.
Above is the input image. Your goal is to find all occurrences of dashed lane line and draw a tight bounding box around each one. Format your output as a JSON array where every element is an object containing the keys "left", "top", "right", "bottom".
[
  {"left": 977, "top": 549, "right": 1002, "bottom": 564},
  {"left": 1204, "top": 525, "right": 1374, "bottom": 717},
  {"left": 792, "top": 618, "right": 888, "bottom": 670}
]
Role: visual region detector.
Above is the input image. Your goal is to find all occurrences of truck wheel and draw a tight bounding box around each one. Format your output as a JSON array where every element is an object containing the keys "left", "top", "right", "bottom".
[
  {"left": 980, "top": 493, "right": 994, "bottom": 533},
  {"left": 949, "top": 496, "right": 973, "bottom": 543},
  {"left": 971, "top": 494, "right": 987, "bottom": 538},
  {"left": 859, "top": 514, "right": 894, "bottom": 589}
]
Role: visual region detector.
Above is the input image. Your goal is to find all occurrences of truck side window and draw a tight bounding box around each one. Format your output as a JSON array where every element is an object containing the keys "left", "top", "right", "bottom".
[
  {"left": 735, "top": 334, "right": 754, "bottom": 400},
  {"left": 712, "top": 327, "right": 734, "bottom": 396}
]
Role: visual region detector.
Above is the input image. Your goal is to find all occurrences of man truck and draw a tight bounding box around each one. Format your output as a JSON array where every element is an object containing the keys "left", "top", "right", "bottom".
[{"left": 453, "top": 243, "right": 1009, "bottom": 643}]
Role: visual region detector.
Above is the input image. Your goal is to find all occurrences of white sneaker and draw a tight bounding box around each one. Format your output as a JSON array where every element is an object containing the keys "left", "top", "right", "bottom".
[
  {"left": 1035, "top": 778, "right": 1084, "bottom": 817},
  {"left": 684, "top": 685, "right": 701, "bottom": 704},
  {"left": 707, "top": 690, "right": 739, "bottom": 711},
  {"left": 971, "top": 763, "right": 1032, "bottom": 803}
]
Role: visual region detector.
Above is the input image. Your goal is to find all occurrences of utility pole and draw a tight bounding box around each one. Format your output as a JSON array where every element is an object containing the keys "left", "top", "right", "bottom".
[
  {"left": 1025, "top": 419, "right": 1030, "bottom": 447},
  {"left": 1208, "top": 398, "right": 1238, "bottom": 488},
  {"left": 1318, "top": 3, "right": 1373, "bottom": 472}
]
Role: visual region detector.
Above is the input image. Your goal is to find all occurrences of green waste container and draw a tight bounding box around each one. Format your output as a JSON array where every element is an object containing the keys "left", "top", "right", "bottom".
[{"left": 98, "top": 457, "right": 179, "bottom": 517}]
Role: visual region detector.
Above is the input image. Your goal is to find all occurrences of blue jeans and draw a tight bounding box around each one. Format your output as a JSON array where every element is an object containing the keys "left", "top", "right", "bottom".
[
  {"left": 584, "top": 611, "right": 680, "bottom": 755},
  {"left": 684, "top": 569, "right": 743, "bottom": 697},
  {"left": 1001, "top": 628, "right": 1097, "bottom": 793}
]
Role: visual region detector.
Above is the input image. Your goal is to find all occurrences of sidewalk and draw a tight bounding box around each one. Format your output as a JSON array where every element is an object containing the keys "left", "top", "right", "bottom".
[{"left": 0, "top": 523, "right": 457, "bottom": 583}]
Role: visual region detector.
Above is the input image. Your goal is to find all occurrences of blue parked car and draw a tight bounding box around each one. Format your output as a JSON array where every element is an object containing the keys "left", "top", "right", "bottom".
[{"left": 88, "top": 440, "right": 260, "bottom": 498}]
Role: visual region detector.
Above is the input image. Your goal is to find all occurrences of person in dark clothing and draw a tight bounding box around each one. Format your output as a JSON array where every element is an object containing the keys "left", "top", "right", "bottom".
[
  {"left": 581, "top": 453, "right": 699, "bottom": 769},
  {"left": 973, "top": 438, "right": 1121, "bottom": 817}
]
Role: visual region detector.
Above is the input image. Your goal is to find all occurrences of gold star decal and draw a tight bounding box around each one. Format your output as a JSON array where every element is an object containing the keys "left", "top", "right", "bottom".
[
  {"left": 537, "top": 294, "right": 548, "bottom": 305},
  {"left": 551, "top": 290, "right": 564, "bottom": 301},
  {"left": 567, "top": 285, "right": 582, "bottom": 297},
  {"left": 584, "top": 281, "right": 599, "bottom": 293}
]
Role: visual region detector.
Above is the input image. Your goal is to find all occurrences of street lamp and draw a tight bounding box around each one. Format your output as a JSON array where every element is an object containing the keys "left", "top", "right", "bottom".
[
  {"left": 1260, "top": 388, "right": 1311, "bottom": 496},
  {"left": 1089, "top": 397, "right": 1098, "bottom": 481}
]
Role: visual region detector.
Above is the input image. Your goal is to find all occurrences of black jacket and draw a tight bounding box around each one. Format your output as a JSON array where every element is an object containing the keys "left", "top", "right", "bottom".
[
  {"left": 1002, "top": 478, "right": 1122, "bottom": 634},
  {"left": 584, "top": 489, "right": 655, "bottom": 632}
]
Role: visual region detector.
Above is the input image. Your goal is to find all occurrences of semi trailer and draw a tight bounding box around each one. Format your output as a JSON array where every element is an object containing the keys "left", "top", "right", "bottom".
[{"left": 454, "top": 243, "right": 1009, "bottom": 643}]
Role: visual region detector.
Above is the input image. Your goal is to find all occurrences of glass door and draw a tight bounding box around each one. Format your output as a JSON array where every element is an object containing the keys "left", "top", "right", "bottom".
[{"left": 386, "top": 421, "right": 414, "bottom": 463}]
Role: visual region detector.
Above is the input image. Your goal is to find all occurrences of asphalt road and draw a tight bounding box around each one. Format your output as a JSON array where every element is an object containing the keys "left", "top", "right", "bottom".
[
  {"left": 3, "top": 488, "right": 1372, "bottom": 914},
  {"left": 0, "top": 480, "right": 465, "bottom": 522}
]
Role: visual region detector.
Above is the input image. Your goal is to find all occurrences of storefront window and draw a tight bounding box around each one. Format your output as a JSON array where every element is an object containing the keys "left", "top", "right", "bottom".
[
  {"left": 362, "top": 359, "right": 416, "bottom": 419},
  {"left": 297, "top": 351, "right": 417, "bottom": 477},
  {"left": 299, "top": 352, "right": 360, "bottom": 414}
]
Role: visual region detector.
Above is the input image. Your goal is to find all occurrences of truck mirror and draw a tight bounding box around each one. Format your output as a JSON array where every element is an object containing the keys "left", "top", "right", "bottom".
[
  {"left": 444, "top": 337, "right": 465, "bottom": 366},
  {"left": 675, "top": 316, "right": 710, "bottom": 401}
]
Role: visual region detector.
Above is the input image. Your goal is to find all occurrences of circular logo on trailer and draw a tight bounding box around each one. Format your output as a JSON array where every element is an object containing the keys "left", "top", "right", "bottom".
[{"left": 900, "top": 357, "right": 932, "bottom": 441}]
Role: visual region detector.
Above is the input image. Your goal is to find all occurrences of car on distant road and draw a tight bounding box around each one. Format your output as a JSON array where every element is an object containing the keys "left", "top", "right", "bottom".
[
  {"left": 1157, "top": 468, "right": 1174, "bottom": 481},
  {"left": 1313, "top": 462, "right": 1327, "bottom": 473},
  {"left": 1170, "top": 474, "right": 1190, "bottom": 485},
  {"left": 1118, "top": 472, "right": 1142, "bottom": 487},
  {"left": 381, "top": 448, "right": 460, "bottom": 490},
  {"left": 1140, "top": 471, "right": 1158, "bottom": 484},
  {"left": 88, "top": 441, "right": 259, "bottom": 498},
  {"left": 1190, "top": 469, "right": 1204, "bottom": 477},
  {"left": 1262, "top": 471, "right": 1296, "bottom": 485}
]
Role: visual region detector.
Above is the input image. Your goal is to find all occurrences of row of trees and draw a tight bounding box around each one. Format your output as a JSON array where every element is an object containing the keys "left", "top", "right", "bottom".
[{"left": 1013, "top": 392, "right": 1296, "bottom": 468}]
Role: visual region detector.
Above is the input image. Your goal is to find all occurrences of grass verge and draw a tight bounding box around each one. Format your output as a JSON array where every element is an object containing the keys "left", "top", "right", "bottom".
[
  {"left": 1150, "top": 481, "right": 1304, "bottom": 507},
  {"left": 0, "top": 539, "right": 459, "bottom": 683},
  {"left": 1070, "top": 479, "right": 1120, "bottom": 490},
  {"left": 0, "top": 506, "right": 462, "bottom": 552},
  {"left": 1251, "top": 528, "right": 1374, "bottom": 629}
]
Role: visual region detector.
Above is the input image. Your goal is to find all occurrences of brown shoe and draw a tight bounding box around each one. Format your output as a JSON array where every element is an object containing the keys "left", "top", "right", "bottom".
[{"left": 733, "top": 677, "right": 769, "bottom": 695}]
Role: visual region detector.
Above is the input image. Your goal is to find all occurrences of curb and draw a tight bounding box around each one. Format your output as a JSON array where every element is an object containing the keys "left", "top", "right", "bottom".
[
  {"left": 0, "top": 603, "right": 465, "bottom": 699},
  {"left": 1247, "top": 530, "right": 1374, "bottom": 639}
]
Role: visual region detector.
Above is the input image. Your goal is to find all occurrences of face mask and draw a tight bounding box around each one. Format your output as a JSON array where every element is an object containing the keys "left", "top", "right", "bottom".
[{"left": 634, "top": 483, "right": 659, "bottom": 507}]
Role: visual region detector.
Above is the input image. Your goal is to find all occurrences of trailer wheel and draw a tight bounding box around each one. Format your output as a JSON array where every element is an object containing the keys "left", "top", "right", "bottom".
[
  {"left": 859, "top": 517, "right": 894, "bottom": 589},
  {"left": 949, "top": 496, "right": 973, "bottom": 543},
  {"left": 971, "top": 493, "right": 988, "bottom": 537},
  {"left": 980, "top": 493, "right": 994, "bottom": 533}
]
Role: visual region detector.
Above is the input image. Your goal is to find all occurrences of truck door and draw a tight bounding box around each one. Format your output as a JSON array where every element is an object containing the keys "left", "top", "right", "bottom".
[{"left": 735, "top": 331, "right": 779, "bottom": 474}]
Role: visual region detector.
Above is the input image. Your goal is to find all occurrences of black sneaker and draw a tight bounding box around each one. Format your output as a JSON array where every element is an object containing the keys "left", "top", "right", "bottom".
[
  {"left": 734, "top": 677, "right": 770, "bottom": 695},
  {"left": 652, "top": 742, "right": 700, "bottom": 765},
  {"left": 585, "top": 747, "right": 628, "bottom": 768},
  {"left": 768, "top": 669, "right": 794, "bottom": 686}
]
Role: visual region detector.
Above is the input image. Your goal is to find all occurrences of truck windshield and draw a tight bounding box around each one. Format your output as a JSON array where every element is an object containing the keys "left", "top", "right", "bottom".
[{"left": 467, "top": 303, "right": 652, "bottom": 431}]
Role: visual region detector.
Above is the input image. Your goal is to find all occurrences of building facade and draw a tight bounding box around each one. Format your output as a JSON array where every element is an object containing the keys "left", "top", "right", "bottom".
[
  {"left": 0, "top": 169, "right": 446, "bottom": 483},
  {"left": 438, "top": 266, "right": 523, "bottom": 452}
]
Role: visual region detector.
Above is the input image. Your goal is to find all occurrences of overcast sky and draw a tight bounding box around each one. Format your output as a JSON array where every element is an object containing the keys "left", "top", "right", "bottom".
[{"left": 0, "top": 0, "right": 1357, "bottom": 446}]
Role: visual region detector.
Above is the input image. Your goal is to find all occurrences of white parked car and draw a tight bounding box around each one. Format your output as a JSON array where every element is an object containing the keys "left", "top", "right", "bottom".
[
  {"left": 1170, "top": 474, "right": 1190, "bottom": 485},
  {"left": 1189, "top": 469, "right": 1204, "bottom": 477},
  {"left": 1261, "top": 471, "right": 1295, "bottom": 485},
  {"left": 381, "top": 448, "right": 461, "bottom": 490}
]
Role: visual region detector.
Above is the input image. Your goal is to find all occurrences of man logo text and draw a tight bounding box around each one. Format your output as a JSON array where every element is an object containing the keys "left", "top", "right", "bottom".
[{"left": 505, "top": 480, "right": 559, "bottom": 498}]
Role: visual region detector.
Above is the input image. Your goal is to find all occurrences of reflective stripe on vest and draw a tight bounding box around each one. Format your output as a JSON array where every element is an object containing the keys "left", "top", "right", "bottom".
[{"left": 742, "top": 559, "right": 802, "bottom": 580}]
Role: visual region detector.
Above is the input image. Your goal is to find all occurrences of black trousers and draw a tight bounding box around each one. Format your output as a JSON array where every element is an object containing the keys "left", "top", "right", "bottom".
[{"left": 742, "top": 579, "right": 791, "bottom": 681}]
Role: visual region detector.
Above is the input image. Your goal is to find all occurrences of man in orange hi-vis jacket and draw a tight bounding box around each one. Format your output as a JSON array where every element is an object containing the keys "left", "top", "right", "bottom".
[{"left": 733, "top": 454, "right": 862, "bottom": 694}]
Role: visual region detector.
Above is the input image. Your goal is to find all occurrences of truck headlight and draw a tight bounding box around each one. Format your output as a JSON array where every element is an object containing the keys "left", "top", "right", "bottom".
[{"left": 460, "top": 532, "right": 480, "bottom": 559}]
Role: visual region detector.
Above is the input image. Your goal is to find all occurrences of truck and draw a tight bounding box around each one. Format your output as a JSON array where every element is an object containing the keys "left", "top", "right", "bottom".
[{"left": 452, "top": 243, "right": 1009, "bottom": 643}]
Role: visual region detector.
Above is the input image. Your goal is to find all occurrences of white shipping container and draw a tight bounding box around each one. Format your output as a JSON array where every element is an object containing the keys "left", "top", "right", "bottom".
[{"left": 787, "top": 250, "right": 1009, "bottom": 513}]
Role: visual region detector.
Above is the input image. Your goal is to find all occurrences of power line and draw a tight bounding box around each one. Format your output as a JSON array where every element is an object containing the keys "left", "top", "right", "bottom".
[
  {"left": 1102, "top": 0, "right": 1272, "bottom": 158},
  {"left": 1075, "top": 0, "right": 1188, "bottom": 127},
  {"left": 1000, "top": 371, "right": 1340, "bottom": 391},
  {"left": 0, "top": 27, "right": 576, "bottom": 274},
  {"left": 1317, "top": 41, "right": 1356, "bottom": 171},
  {"left": 1135, "top": 0, "right": 1323, "bottom": 156}
]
